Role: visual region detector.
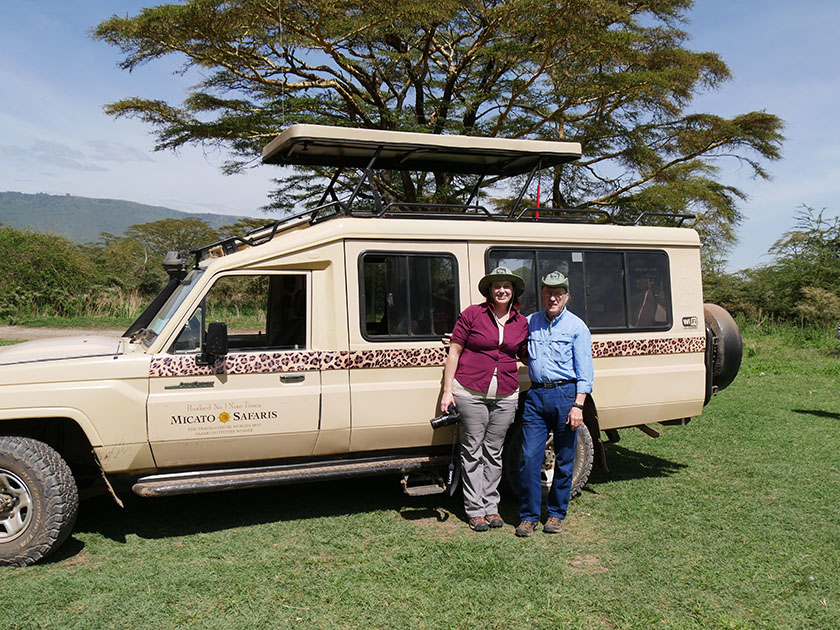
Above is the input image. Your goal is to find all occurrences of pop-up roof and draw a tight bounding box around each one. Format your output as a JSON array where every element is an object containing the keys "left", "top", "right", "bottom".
[{"left": 262, "top": 124, "right": 582, "bottom": 175}]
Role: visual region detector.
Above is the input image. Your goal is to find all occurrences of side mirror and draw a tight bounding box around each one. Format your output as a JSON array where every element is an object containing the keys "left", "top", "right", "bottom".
[{"left": 196, "top": 322, "right": 228, "bottom": 366}]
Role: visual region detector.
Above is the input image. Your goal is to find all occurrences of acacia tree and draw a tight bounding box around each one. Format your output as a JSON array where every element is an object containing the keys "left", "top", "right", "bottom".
[
  {"left": 125, "top": 217, "right": 220, "bottom": 260},
  {"left": 94, "top": 0, "right": 784, "bottom": 252},
  {"left": 703, "top": 205, "right": 840, "bottom": 324}
]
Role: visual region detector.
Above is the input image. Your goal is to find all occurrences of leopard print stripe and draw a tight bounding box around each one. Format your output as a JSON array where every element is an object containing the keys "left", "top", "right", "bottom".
[
  {"left": 149, "top": 337, "right": 703, "bottom": 378},
  {"left": 592, "top": 336, "right": 705, "bottom": 359}
]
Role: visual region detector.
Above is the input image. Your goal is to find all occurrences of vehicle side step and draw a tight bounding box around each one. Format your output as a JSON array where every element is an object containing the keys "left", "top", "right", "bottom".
[
  {"left": 132, "top": 454, "right": 450, "bottom": 497},
  {"left": 400, "top": 473, "right": 446, "bottom": 496}
]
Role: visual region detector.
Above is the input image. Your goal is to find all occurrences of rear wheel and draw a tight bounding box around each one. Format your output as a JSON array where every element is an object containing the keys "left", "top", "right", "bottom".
[
  {"left": 0, "top": 436, "right": 79, "bottom": 566},
  {"left": 503, "top": 423, "right": 594, "bottom": 499}
]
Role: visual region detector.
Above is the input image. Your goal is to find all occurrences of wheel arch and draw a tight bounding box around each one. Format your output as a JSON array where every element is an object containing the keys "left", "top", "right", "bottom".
[
  {"left": 0, "top": 411, "right": 102, "bottom": 481},
  {"left": 582, "top": 393, "right": 608, "bottom": 473},
  {"left": 502, "top": 389, "right": 602, "bottom": 497}
]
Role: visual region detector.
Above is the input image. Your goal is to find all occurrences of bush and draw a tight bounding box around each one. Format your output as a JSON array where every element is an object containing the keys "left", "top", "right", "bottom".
[
  {"left": 0, "top": 227, "right": 97, "bottom": 322},
  {"left": 797, "top": 286, "right": 840, "bottom": 327}
]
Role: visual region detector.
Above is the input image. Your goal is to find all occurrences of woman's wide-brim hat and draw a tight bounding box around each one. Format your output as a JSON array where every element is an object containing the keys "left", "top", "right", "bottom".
[{"left": 478, "top": 266, "right": 525, "bottom": 298}]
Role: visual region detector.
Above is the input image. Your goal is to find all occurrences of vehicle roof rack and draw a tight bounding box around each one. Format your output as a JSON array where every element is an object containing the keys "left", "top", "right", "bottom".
[
  {"left": 189, "top": 208, "right": 315, "bottom": 267},
  {"left": 262, "top": 124, "right": 582, "bottom": 176},
  {"left": 190, "top": 126, "right": 695, "bottom": 264}
]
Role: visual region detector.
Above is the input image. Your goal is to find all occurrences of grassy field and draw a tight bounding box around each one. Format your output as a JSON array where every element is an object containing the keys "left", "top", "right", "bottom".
[
  {"left": 1, "top": 322, "right": 839, "bottom": 629},
  {"left": 5, "top": 312, "right": 263, "bottom": 332},
  {"left": 5, "top": 315, "right": 136, "bottom": 329}
]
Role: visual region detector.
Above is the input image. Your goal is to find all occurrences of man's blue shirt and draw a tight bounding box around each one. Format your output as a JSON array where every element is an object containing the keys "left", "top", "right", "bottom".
[{"left": 526, "top": 308, "right": 593, "bottom": 394}]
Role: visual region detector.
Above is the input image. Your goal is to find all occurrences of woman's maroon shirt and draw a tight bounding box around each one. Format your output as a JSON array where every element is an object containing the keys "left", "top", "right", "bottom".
[{"left": 449, "top": 303, "right": 529, "bottom": 395}]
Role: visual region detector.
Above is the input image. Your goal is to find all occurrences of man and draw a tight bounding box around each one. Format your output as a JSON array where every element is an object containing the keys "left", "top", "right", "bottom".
[{"left": 516, "top": 271, "right": 593, "bottom": 537}]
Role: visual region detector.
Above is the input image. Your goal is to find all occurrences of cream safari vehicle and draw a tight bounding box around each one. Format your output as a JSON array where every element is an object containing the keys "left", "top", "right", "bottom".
[{"left": 0, "top": 125, "right": 741, "bottom": 565}]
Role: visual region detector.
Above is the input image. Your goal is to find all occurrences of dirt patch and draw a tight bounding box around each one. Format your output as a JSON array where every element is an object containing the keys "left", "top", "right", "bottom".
[{"left": 569, "top": 553, "right": 609, "bottom": 573}]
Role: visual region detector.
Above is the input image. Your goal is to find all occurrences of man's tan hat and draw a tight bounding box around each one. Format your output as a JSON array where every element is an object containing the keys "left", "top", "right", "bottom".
[{"left": 541, "top": 270, "right": 569, "bottom": 290}]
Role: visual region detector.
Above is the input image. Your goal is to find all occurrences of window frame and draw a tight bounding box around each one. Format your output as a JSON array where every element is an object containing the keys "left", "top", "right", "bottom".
[
  {"left": 166, "top": 270, "right": 311, "bottom": 354},
  {"left": 358, "top": 250, "right": 461, "bottom": 342},
  {"left": 485, "top": 247, "right": 673, "bottom": 333}
]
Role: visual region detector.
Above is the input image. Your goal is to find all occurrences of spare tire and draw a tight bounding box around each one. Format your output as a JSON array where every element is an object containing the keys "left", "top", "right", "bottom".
[{"left": 703, "top": 303, "right": 742, "bottom": 395}]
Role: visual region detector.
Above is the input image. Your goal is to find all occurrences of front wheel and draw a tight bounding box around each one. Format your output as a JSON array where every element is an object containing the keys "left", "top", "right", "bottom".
[
  {"left": 0, "top": 436, "right": 79, "bottom": 566},
  {"left": 503, "top": 423, "right": 594, "bottom": 499}
]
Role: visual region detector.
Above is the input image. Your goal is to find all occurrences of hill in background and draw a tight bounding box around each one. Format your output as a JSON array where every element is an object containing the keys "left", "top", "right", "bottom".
[{"left": 0, "top": 191, "right": 264, "bottom": 243}]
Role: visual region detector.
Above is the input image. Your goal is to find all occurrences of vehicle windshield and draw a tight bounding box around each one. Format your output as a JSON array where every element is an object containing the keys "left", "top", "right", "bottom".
[{"left": 141, "top": 269, "right": 205, "bottom": 345}]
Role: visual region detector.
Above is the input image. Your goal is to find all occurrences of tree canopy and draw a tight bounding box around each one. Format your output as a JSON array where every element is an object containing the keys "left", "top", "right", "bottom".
[
  {"left": 94, "top": 0, "right": 784, "bottom": 252},
  {"left": 703, "top": 205, "right": 840, "bottom": 326}
]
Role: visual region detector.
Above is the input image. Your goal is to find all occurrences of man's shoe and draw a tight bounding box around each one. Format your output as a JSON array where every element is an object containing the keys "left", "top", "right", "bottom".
[
  {"left": 469, "top": 516, "right": 489, "bottom": 532},
  {"left": 543, "top": 517, "right": 565, "bottom": 534},
  {"left": 515, "top": 520, "right": 539, "bottom": 537},
  {"left": 486, "top": 514, "right": 504, "bottom": 529}
]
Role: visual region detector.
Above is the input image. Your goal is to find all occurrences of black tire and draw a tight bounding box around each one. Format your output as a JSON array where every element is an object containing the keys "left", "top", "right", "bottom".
[
  {"left": 703, "top": 303, "right": 743, "bottom": 392},
  {"left": 502, "top": 423, "right": 594, "bottom": 499},
  {"left": 0, "top": 436, "right": 79, "bottom": 567}
]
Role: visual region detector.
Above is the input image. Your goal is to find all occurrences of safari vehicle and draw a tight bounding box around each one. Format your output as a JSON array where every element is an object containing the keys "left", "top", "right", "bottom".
[{"left": 0, "top": 125, "right": 741, "bottom": 566}]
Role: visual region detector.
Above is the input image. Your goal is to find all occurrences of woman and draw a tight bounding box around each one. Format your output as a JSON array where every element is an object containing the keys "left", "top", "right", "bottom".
[{"left": 441, "top": 266, "right": 529, "bottom": 531}]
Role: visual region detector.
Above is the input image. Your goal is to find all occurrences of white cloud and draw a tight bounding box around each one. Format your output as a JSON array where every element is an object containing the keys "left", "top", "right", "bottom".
[
  {"left": 0, "top": 140, "right": 108, "bottom": 172},
  {"left": 86, "top": 140, "right": 154, "bottom": 163}
]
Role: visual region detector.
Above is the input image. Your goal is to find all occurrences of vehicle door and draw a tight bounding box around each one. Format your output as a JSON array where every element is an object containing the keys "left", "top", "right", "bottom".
[
  {"left": 344, "top": 241, "right": 469, "bottom": 451},
  {"left": 147, "top": 271, "right": 321, "bottom": 467}
]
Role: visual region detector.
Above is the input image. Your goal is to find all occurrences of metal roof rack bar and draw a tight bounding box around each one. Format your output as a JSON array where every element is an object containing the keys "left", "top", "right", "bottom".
[
  {"left": 513, "top": 206, "right": 615, "bottom": 223},
  {"left": 189, "top": 207, "right": 316, "bottom": 266},
  {"left": 507, "top": 160, "right": 541, "bottom": 218},
  {"left": 378, "top": 202, "right": 492, "bottom": 218},
  {"left": 633, "top": 212, "right": 696, "bottom": 227}
]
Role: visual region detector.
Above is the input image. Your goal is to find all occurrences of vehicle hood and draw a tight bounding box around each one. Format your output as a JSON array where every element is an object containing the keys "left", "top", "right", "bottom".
[{"left": 0, "top": 335, "right": 124, "bottom": 365}]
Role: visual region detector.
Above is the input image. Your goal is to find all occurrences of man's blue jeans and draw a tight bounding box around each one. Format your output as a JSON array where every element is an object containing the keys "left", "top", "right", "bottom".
[{"left": 518, "top": 383, "right": 578, "bottom": 522}]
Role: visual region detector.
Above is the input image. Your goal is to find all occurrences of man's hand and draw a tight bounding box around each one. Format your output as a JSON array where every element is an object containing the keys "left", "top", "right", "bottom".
[{"left": 567, "top": 405, "right": 583, "bottom": 430}]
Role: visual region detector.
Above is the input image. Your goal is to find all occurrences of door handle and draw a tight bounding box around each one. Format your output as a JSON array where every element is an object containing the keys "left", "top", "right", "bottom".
[
  {"left": 279, "top": 374, "right": 305, "bottom": 383},
  {"left": 164, "top": 381, "right": 215, "bottom": 390}
]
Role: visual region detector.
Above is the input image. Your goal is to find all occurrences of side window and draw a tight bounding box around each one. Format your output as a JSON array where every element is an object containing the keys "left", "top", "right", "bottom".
[
  {"left": 536, "top": 250, "right": 586, "bottom": 320},
  {"left": 488, "top": 249, "right": 586, "bottom": 317},
  {"left": 171, "top": 274, "right": 307, "bottom": 353},
  {"left": 488, "top": 248, "right": 671, "bottom": 331},
  {"left": 585, "top": 252, "right": 626, "bottom": 328},
  {"left": 488, "top": 251, "right": 537, "bottom": 314},
  {"left": 626, "top": 252, "right": 671, "bottom": 328},
  {"left": 361, "top": 253, "right": 458, "bottom": 340}
]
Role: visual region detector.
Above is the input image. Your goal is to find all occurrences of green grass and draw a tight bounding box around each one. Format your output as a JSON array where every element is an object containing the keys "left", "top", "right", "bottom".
[
  {"left": 8, "top": 312, "right": 264, "bottom": 332},
  {"left": 9, "top": 315, "right": 135, "bottom": 329},
  {"left": 2, "top": 323, "right": 839, "bottom": 629}
]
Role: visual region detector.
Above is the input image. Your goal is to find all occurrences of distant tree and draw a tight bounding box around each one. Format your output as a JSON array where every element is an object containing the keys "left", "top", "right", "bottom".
[
  {"left": 93, "top": 0, "right": 783, "bottom": 254},
  {"left": 768, "top": 205, "right": 840, "bottom": 289},
  {"left": 706, "top": 205, "right": 840, "bottom": 324},
  {"left": 125, "top": 217, "right": 220, "bottom": 261},
  {"left": 89, "top": 233, "right": 163, "bottom": 295},
  {"left": 216, "top": 217, "right": 273, "bottom": 239}
]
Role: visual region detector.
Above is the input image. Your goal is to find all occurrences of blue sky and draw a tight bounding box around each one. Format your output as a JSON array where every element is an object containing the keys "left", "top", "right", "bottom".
[{"left": 1, "top": 1, "right": 837, "bottom": 270}]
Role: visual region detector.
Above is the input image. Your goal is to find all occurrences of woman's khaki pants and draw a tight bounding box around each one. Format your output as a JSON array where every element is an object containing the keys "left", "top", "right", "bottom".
[{"left": 454, "top": 389, "right": 518, "bottom": 518}]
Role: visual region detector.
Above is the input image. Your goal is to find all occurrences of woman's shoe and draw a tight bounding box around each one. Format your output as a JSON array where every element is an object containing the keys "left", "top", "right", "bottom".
[{"left": 485, "top": 514, "right": 504, "bottom": 528}]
